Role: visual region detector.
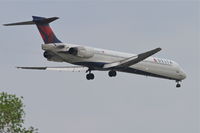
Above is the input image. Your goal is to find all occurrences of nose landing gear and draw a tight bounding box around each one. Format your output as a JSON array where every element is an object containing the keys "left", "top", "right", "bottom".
[{"left": 176, "top": 81, "right": 181, "bottom": 88}]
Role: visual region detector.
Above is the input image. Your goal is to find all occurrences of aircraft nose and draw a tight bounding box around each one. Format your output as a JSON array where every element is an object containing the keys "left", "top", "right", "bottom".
[
  {"left": 173, "top": 61, "right": 186, "bottom": 80},
  {"left": 181, "top": 70, "right": 187, "bottom": 80}
]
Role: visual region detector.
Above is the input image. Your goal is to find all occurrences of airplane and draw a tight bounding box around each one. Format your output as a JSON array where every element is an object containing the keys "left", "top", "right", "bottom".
[{"left": 4, "top": 16, "right": 186, "bottom": 87}]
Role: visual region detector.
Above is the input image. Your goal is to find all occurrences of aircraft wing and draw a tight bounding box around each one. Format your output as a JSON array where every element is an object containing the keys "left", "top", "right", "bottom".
[
  {"left": 17, "top": 66, "right": 88, "bottom": 72},
  {"left": 103, "top": 47, "right": 161, "bottom": 69}
]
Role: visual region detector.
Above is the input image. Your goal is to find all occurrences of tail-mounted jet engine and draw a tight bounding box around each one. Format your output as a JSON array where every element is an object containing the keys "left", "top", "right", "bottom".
[
  {"left": 43, "top": 51, "right": 53, "bottom": 59},
  {"left": 43, "top": 51, "right": 63, "bottom": 62},
  {"left": 68, "top": 47, "right": 94, "bottom": 58},
  {"left": 68, "top": 47, "right": 78, "bottom": 55}
]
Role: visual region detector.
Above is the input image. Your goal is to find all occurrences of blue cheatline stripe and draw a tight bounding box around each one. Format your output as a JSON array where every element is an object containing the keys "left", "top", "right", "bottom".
[
  {"left": 121, "top": 68, "right": 176, "bottom": 80},
  {"left": 74, "top": 61, "right": 177, "bottom": 80}
]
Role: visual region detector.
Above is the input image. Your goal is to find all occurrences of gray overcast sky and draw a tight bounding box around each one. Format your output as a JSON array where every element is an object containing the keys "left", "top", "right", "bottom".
[{"left": 0, "top": 1, "right": 199, "bottom": 133}]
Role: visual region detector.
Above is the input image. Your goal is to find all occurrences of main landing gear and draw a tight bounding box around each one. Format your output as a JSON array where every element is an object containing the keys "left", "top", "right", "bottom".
[
  {"left": 86, "top": 70, "right": 117, "bottom": 80},
  {"left": 176, "top": 81, "right": 181, "bottom": 88},
  {"left": 108, "top": 70, "right": 117, "bottom": 77},
  {"left": 86, "top": 72, "right": 94, "bottom": 80}
]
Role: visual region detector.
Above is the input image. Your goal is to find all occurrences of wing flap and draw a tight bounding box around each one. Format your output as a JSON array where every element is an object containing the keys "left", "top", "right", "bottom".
[{"left": 103, "top": 47, "right": 161, "bottom": 69}]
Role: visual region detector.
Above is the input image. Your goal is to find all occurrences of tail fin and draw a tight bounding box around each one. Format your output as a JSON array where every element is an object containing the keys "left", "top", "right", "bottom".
[{"left": 4, "top": 16, "right": 62, "bottom": 44}]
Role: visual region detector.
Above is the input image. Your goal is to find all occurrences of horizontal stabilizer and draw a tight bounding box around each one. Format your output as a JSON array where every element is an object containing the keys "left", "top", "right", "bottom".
[
  {"left": 3, "top": 21, "right": 35, "bottom": 26},
  {"left": 3, "top": 16, "right": 59, "bottom": 26},
  {"left": 17, "top": 66, "right": 88, "bottom": 72},
  {"left": 103, "top": 47, "right": 161, "bottom": 69}
]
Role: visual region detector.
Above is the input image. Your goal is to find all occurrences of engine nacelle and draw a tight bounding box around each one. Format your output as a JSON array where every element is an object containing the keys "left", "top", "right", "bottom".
[
  {"left": 43, "top": 51, "right": 63, "bottom": 62},
  {"left": 43, "top": 51, "right": 53, "bottom": 58},
  {"left": 68, "top": 47, "right": 78, "bottom": 55},
  {"left": 68, "top": 47, "right": 94, "bottom": 58}
]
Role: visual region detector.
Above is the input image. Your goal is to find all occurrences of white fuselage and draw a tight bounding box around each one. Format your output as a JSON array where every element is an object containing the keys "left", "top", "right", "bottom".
[{"left": 42, "top": 43, "right": 186, "bottom": 81}]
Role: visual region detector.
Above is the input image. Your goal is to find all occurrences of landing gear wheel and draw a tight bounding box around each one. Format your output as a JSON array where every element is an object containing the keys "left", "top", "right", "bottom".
[
  {"left": 86, "top": 73, "right": 95, "bottom": 80},
  {"left": 108, "top": 70, "right": 117, "bottom": 77},
  {"left": 176, "top": 81, "right": 181, "bottom": 88},
  {"left": 86, "top": 74, "right": 90, "bottom": 80},
  {"left": 176, "top": 83, "right": 181, "bottom": 88},
  {"left": 90, "top": 73, "right": 94, "bottom": 80}
]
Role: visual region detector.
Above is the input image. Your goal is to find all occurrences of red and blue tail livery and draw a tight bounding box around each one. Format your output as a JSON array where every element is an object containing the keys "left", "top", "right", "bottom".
[
  {"left": 33, "top": 16, "right": 62, "bottom": 44},
  {"left": 4, "top": 16, "right": 62, "bottom": 44}
]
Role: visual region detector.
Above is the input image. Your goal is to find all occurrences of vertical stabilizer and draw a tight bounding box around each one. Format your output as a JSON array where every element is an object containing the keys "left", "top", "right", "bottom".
[{"left": 4, "top": 16, "right": 62, "bottom": 44}]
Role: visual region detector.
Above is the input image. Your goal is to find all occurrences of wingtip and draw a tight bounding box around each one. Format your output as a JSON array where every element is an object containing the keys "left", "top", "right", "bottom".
[
  {"left": 157, "top": 47, "right": 162, "bottom": 51},
  {"left": 3, "top": 24, "right": 11, "bottom": 26}
]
